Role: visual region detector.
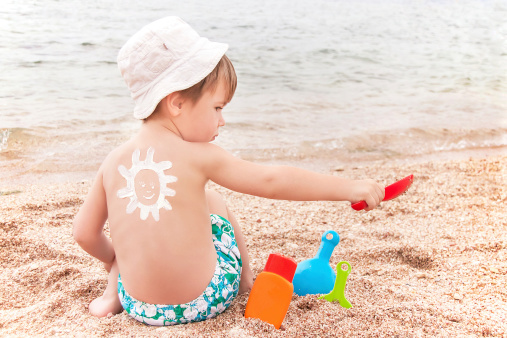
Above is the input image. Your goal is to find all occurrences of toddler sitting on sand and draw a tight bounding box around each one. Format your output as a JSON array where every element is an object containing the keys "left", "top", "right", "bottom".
[{"left": 73, "top": 16, "right": 384, "bottom": 326}]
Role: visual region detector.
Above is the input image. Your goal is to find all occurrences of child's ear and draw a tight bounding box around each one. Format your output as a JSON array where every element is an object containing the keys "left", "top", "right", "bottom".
[{"left": 164, "top": 93, "right": 185, "bottom": 117}]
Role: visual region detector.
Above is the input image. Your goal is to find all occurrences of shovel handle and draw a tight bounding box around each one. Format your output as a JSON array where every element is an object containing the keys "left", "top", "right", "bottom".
[{"left": 351, "top": 200, "right": 368, "bottom": 211}]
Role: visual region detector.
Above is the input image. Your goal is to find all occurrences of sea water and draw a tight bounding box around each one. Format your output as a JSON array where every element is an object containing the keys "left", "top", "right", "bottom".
[{"left": 1, "top": 0, "right": 506, "bottom": 185}]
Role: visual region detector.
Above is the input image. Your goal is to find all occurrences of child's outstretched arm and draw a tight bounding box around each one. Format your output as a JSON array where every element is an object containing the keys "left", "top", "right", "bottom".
[
  {"left": 202, "top": 144, "right": 385, "bottom": 210},
  {"left": 73, "top": 168, "right": 115, "bottom": 265}
]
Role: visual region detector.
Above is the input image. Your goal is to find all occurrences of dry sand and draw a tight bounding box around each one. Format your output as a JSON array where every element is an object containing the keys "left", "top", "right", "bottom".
[{"left": 0, "top": 155, "right": 506, "bottom": 337}]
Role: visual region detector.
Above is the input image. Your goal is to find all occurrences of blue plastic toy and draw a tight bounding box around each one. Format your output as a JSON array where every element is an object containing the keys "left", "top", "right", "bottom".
[{"left": 293, "top": 230, "right": 340, "bottom": 296}]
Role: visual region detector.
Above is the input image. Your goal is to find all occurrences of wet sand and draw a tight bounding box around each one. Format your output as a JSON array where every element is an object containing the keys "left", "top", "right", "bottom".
[{"left": 0, "top": 154, "right": 506, "bottom": 337}]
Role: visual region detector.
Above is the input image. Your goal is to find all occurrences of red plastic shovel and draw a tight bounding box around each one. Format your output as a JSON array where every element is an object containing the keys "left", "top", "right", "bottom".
[{"left": 351, "top": 174, "right": 414, "bottom": 211}]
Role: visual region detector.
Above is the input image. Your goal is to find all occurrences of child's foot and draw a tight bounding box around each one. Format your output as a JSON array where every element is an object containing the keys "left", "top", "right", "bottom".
[{"left": 89, "top": 292, "right": 123, "bottom": 318}]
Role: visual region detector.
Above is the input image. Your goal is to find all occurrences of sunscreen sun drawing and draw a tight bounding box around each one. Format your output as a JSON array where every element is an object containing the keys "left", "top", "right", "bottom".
[{"left": 117, "top": 147, "right": 177, "bottom": 221}]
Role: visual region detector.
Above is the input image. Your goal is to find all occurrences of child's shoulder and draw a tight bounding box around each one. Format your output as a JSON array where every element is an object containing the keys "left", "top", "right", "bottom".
[
  {"left": 98, "top": 134, "right": 234, "bottom": 185},
  {"left": 103, "top": 141, "right": 134, "bottom": 165},
  {"left": 95, "top": 143, "right": 127, "bottom": 178}
]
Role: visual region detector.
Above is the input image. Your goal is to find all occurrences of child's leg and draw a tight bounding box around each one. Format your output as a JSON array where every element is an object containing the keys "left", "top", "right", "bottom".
[
  {"left": 206, "top": 190, "right": 254, "bottom": 293},
  {"left": 89, "top": 258, "right": 123, "bottom": 317}
]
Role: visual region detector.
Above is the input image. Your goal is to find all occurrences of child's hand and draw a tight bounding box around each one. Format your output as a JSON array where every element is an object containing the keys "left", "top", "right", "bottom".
[
  {"left": 103, "top": 261, "right": 113, "bottom": 273},
  {"left": 349, "top": 179, "right": 385, "bottom": 211}
]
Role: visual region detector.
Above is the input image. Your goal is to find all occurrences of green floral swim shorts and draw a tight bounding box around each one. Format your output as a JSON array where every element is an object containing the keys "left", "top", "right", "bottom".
[{"left": 118, "top": 214, "right": 242, "bottom": 326}]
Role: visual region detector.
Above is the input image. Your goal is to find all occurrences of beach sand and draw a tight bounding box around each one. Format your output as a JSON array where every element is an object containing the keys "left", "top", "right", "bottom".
[{"left": 0, "top": 154, "right": 505, "bottom": 337}]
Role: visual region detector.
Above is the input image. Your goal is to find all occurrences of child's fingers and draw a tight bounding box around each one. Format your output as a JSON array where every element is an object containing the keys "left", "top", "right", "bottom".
[
  {"left": 103, "top": 261, "right": 113, "bottom": 273},
  {"left": 377, "top": 184, "right": 385, "bottom": 201},
  {"left": 366, "top": 184, "right": 384, "bottom": 210},
  {"left": 354, "top": 180, "right": 385, "bottom": 211},
  {"left": 364, "top": 193, "right": 380, "bottom": 211},
  {"left": 367, "top": 184, "right": 384, "bottom": 210}
]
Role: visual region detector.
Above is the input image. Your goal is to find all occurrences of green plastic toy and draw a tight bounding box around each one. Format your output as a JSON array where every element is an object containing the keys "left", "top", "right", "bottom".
[{"left": 318, "top": 261, "right": 352, "bottom": 308}]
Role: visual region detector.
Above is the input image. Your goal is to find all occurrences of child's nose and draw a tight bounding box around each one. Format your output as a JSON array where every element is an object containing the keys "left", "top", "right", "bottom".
[{"left": 218, "top": 114, "right": 225, "bottom": 127}]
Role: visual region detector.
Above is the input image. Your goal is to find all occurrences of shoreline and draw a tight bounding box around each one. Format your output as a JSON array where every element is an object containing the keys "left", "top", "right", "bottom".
[
  {"left": 1, "top": 152, "right": 506, "bottom": 336},
  {"left": 1, "top": 144, "right": 506, "bottom": 190}
]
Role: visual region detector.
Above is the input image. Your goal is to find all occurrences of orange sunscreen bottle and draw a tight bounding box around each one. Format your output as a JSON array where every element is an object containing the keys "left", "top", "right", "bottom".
[{"left": 244, "top": 253, "right": 297, "bottom": 329}]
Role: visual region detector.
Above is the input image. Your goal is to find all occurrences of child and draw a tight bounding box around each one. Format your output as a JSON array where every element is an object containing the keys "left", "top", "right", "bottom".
[{"left": 73, "top": 16, "right": 384, "bottom": 326}]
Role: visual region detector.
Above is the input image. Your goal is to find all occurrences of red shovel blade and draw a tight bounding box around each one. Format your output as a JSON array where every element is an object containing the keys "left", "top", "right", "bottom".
[{"left": 351, "top": 175, "right": 414, "bottom": 211}]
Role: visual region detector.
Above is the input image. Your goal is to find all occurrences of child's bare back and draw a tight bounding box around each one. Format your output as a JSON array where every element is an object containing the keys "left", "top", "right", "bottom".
[{"left": 102, "top": 127, "right": 222, "bottom": 304}]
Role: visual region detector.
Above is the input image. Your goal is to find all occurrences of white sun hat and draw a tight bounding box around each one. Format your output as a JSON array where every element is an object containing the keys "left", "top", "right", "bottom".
[{"left": 117, "top": 16, "right": 228, "bottom": 119}]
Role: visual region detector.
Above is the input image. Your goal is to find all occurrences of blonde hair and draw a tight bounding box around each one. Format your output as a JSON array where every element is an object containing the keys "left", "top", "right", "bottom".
[
  {"left": 150, "top": 55, "right": 237, "bottom": 118},
  {"left": 179, "top": 55, "right": 237, "bottom": 104}
]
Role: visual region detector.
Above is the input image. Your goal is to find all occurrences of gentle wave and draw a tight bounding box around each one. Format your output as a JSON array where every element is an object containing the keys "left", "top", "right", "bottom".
[
  {"left": 230, "top": 127, "right": 507, "bottom": 163},
  {"left": 1, "top": 126, "right": 505, "bottom": 177}
]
